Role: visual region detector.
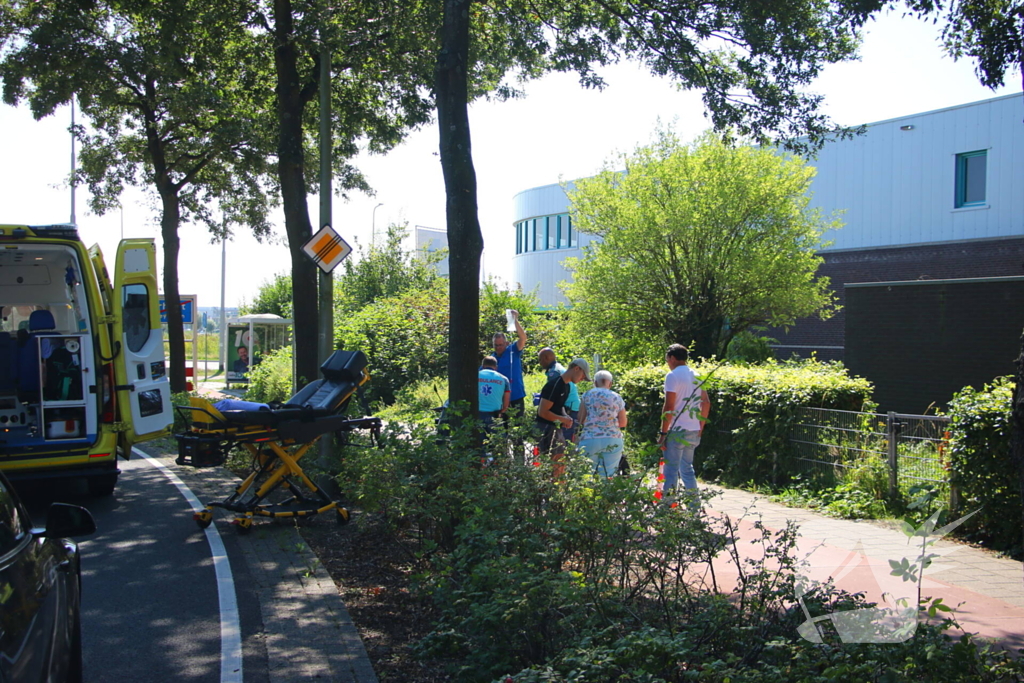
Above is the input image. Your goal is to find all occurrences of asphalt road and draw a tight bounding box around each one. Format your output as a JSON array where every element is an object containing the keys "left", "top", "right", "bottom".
[{"left": 19, "top": 454, "right": 269, "bottom": 683}]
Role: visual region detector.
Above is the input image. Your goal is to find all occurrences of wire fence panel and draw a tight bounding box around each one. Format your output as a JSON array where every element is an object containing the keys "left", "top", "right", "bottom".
[
  {"left": 890, "top": 413, "right": 951, "bottom": 485},
  {"left": 790, "top": 408, "right": 950, "bottom": 493},
  {"left": 791, "top": 408, "right": 887, "bottom": 477}
]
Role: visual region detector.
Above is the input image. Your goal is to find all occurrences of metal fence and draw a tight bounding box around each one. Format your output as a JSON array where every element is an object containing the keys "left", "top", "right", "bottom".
[{"left": 790, "top": 407, "right": 950, "bottom": 498}]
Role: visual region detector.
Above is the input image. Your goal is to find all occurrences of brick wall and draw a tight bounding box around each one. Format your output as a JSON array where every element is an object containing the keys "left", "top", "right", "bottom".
[{"left": 769, "top": 237, "right": 1024, "bottom": 359}]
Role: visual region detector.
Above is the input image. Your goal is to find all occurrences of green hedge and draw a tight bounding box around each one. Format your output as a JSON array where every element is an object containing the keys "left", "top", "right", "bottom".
[
  {"left": 617, "top": 359, "right": 874, "bottom": 485},
  {"left": 945, "top": 377, "right": 1023, "bottom": 557},
  {"left": 335, "top": 282, "right": 450, "bottom": 405},
  {"left": 244, "top": 345, "right": 294, "bottom": 404}
]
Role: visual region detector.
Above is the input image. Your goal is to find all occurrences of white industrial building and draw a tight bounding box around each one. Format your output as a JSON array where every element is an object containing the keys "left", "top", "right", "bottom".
[
  {"left": 414, "top": 225, "right": 449, "bottom": 277},
  {"left": 509, "top": 93, "right": 1024, "bottom": 411},
  {"left": 511, "top": 92, "right": 1024, "bottom": 311}
]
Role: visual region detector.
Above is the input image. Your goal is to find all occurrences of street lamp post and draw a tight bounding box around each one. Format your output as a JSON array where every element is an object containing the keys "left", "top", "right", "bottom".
[{"left": 371, "top": 202, "right": 384, "bottom": 245}]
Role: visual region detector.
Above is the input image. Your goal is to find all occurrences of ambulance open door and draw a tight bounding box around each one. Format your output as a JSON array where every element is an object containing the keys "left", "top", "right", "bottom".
[{"left": 111, "top": 239, "right": 173, "bottom": 442}]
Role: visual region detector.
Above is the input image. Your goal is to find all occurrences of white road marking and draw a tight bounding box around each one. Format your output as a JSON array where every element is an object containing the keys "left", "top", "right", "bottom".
[{"left": 134, "top": 448, "right": 243, "bottom": 683}]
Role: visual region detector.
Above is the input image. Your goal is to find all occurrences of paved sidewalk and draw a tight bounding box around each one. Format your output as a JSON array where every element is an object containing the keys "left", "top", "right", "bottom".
[
  {"left": 160, "top": 450, "right": 378, "bottom": 683},
  {"left": 703, "top": 485, "right": 1024, "bottom": 652}
]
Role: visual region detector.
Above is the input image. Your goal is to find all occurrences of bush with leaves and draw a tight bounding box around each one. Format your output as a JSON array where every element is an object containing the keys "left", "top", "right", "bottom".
[
  {"left": 944, "top": 377, "right": 1022, "bottom": 558},
  {"left": 337, "top": 419, "right": 1022, "bottom": 683},
  {"left": 334, "top": 222, "right": 445, "bottom": 316},
  {"left": 335, "top": 281, "right": 450, "bottom": 405},
  {"left": 170, "top": 390, "right": 195, "bottom": 432},
  {"left": 243, "top": 345, "right": 294, "bottom": 403},
  {"left": 239, "top": 272, "right": 293, "bottom": 318},
  {"left": 616, "top": 358, "right": 874, "bottom": 485}
]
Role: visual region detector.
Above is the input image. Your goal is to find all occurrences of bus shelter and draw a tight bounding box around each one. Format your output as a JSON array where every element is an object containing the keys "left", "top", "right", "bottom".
[{"left": 225, "top": 314, "right": 293, "bottom": 387}]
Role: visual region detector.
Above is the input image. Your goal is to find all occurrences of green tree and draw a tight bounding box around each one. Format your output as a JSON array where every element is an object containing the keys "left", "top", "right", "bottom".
[
  {"left": 0, "top": 0, "right": 276, "bottom": 392},
  {"left": 261, "top": 0, "right": 436, "bottom": 386},
  {"left": 335, "top": 223, "right": 444, "bottom": 316},
  {"left": 565, "top": 130, "right": 839, "bottom": 364},
  {"left": 240, "top": 272, "right": 293, "bottom": 318}
]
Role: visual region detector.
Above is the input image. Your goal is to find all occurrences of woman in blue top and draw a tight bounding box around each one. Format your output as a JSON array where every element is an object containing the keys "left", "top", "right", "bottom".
[{"left": 575, "top": 370, "right": 628, "bottom": 477}]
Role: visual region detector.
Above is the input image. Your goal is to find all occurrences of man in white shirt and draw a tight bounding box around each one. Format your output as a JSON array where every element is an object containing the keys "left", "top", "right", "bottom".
[{"left": 658, "top": 344, "right": 711, "bottom": 509}]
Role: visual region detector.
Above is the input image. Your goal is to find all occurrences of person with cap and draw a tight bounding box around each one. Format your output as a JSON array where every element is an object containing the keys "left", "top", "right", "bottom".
[{"left": 535, "top": 357, "right": 590, "bottom": 477}]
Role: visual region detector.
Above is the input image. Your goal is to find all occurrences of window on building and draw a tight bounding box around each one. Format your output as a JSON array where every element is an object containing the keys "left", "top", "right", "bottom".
[
  {"left": 567, "top": 215, "right": 577, "bottom": 247},
  {"left": 515, "top": 223, "right": 521, "bottom": 254},
  {"left": 557, "top": 215, "right": 567, "bottom": 248},
  {"left": 955, "top": 150, "right": 987, "bottom": 207},
  {"left": 534, "top": 218, "right": 544, "bottom": 251},
  {"left": 546, "top": 216, "right": 555, "bottom": 249}
]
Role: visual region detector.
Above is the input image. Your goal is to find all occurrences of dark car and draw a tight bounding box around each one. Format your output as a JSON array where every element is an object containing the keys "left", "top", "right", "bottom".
[{"left": 0, "top": 473, "right": 95, "bottom": 682}]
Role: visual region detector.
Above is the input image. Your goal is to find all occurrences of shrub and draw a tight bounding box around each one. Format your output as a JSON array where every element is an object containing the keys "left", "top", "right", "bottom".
[
  {"left": 944, "top": 377, "right": 1023, "bottom": 558},
  {"left": 335, "top": 281, "right": 450, "bottom": 405},
  {"left": 725, "top": 329, "right": 777, "bottom": 364},
  {"left": 244, "top": 345, "right": 294, "bottom": 403},
  {"left": 170, "top": 390, "right": 194, "bottom": 432},
  {"left": 339, "top": 423, "right": 1022, "bottom": 683},
  {"left": 617, "top": 358, "right": 874, "bottom": 486}
]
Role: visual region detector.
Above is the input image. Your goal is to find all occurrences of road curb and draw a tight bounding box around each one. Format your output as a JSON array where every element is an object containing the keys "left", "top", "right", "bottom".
[{"left": 150, "top": 447, "right": 379, "bottom": 683}]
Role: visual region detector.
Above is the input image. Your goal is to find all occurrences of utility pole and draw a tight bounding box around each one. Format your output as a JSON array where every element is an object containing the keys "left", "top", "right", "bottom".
[
  {"left": 220, "top": 213, "right": 227, "bottom": 373},
  {"left": 372, "top": 202, "right": 384, "bottom": 245},
  {"left": 70, "top": 97, "right": 76, "bottom": 225}
]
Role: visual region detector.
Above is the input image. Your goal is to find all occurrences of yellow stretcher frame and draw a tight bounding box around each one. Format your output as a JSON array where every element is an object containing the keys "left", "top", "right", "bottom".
[{"left": 177, "top": 395, "right": 381, "bottom": 533}]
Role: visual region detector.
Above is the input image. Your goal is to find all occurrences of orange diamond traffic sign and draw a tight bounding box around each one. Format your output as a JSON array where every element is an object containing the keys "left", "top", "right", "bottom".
[{"left": 302, "top": 224, "right": 352, "bottom": 273}]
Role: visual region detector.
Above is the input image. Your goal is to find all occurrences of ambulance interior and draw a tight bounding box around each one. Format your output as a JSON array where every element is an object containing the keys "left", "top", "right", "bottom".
[{"left": 0, "top": 245, "right": 99, "bottom": 447}]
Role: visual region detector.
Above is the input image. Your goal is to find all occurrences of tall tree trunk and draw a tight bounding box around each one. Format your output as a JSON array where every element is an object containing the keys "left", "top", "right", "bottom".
[
  {"left": 436, "top": 0, "right": 482, "bottom": 419},
  {"left": 273, "top": 0, "right": 319, "bottom": 388},
  {"left": 1012, "top": 329, "right": 1024, "bottom": 582},
  {"left": 160, "top": 192, "right": 186, "bottom": 393}
]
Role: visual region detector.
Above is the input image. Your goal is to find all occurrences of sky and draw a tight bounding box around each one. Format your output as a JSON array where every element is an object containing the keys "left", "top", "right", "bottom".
[{"left": 0, "top": 9, "right": 1018, "bottom": 310}]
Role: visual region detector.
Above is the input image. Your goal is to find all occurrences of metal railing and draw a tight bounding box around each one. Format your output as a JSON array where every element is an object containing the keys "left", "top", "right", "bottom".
[{"left": 791, "top": 407, "right": 950, "bottom": 498}]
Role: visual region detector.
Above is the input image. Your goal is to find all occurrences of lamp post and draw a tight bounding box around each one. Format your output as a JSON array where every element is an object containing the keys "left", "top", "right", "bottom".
[{"left": 371, "top": 202, "right": 384, "bottom": 246}]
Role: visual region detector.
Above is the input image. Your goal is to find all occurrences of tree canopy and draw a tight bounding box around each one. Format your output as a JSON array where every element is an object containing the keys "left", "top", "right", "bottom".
[
  {"left": 0, "top": 0, "right": 277, "bottom": 391},
  {"left": 565, "top": 130, "right": 839, "bottom": 364},
  {"left": 335, "top": 223, "right": 445, "bottom": 316}
]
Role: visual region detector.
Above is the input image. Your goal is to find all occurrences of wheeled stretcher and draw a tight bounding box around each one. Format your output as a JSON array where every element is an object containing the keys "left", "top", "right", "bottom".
[{"left": 174, "top": 349, "right": 381, "bottom": 533}]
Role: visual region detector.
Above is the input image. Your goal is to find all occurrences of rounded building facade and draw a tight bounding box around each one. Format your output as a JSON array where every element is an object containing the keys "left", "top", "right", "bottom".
[{"left": 511, "top": 181, "right": 597, "bottom": 307}]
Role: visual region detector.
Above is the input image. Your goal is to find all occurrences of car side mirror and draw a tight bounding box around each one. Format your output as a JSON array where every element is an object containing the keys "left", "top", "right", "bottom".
[{"left": 37, "top": 503, "right": 97, "bottom": 538}]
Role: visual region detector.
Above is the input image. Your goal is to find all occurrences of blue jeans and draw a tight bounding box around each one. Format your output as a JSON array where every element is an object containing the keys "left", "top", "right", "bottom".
[
  {"left": 663, "top": 429, "right": 701, "bottom": 501},
  {"left": 578, "top": 437, "right": 624, "bottom": 477}
]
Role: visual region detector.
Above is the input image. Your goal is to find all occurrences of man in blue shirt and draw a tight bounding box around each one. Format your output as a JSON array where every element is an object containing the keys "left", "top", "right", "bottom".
[
  {"left": 478, "top": 355, "right": 510, "bottom": 429},
  {"left": 493, "top": 309, "right": 527, "bottom": 422}
]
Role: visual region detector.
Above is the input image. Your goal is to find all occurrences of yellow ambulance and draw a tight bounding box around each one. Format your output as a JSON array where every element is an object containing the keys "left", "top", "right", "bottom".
[{"left": 0, "top": 224, "right": 173, "bottom": 495}]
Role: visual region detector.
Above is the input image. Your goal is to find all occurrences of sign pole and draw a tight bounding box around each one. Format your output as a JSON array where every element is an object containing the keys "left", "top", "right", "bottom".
[{"left": 318, "top": 35, "right": 333, "bottom": 462}]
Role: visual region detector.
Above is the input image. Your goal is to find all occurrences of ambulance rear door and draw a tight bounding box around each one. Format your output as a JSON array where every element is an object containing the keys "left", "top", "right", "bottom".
[{"left": 111, "top": 239, "right": 173, "bottom": 442}]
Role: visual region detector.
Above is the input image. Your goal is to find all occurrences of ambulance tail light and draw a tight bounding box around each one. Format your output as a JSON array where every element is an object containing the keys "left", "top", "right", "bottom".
[{"left": 100, "top": 363, "right": 116, "bottom": 423}]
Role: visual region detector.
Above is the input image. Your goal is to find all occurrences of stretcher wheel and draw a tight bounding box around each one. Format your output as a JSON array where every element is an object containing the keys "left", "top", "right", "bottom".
[
  {"left": 194, "top": 510, "right": 213, "bottom": 529},
  {"left": 336, "top": 507, "right": 350, "bottom": 526},
  {"left": 233, "top": 517, "right": 253, "bottom": 534}
]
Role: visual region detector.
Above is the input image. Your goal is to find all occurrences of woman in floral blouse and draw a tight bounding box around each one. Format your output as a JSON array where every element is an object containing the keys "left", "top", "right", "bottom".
[{"left": 575, "top": 370, "right": 628, "bottom": 476}]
